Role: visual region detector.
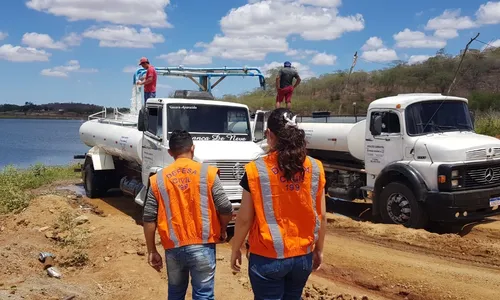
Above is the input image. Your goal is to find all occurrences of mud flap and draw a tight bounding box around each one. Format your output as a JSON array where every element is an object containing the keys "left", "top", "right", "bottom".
[{"left": 134, "top": 186, "right": 147, "bottom": 206}]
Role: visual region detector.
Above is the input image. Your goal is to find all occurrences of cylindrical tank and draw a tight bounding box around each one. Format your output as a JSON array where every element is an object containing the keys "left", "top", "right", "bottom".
[
  {"left": 299, "top": 120, "right": 366, "bottom": 161},
  {"left": 79, "top": 120, "right": 144, "bottom": 164}
]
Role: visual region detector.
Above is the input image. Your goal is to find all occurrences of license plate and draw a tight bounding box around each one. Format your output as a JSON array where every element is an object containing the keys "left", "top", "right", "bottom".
[{"left": 489, "top": 197, "right": 500, "bottom": 207}]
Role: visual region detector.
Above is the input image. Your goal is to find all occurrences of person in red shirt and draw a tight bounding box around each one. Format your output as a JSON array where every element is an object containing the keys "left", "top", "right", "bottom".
[{"left": 136, "top": 57, "right": 157, "bottom": 105}]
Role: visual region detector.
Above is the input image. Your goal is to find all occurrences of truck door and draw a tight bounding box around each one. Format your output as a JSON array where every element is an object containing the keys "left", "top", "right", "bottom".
[
  {"left": 365, "top": 109, "right": 404, "bottom": 187},
  {"left": 141, "top": 104, "right": 165, "bottom": 184}
]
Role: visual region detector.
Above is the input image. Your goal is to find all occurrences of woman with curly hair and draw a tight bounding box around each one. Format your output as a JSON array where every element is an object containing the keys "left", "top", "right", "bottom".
[{"left": 230, "top": 108, "right": 327, "bottom": 299}]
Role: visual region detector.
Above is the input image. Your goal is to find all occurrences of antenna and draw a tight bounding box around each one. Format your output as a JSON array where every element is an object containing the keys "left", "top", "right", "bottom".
[
  {"left": 338, "top": 51, "right": 358, "bottom": 115},
  {"left": 446, "top": 32, "right": 480, "bottom": 95}
]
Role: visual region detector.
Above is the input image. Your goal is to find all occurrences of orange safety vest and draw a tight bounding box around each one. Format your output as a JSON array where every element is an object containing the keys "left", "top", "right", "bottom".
[
  {"left": 150, "top": 158, "right": 221, "bottom": 250},
  {"left": 246, "top": 153, "right": 325, "bottom": 259}
]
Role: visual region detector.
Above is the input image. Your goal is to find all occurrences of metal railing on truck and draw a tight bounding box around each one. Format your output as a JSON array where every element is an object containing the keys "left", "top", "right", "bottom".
[{"left": 87, "top": 107, "right": 138, "bottom": 127}]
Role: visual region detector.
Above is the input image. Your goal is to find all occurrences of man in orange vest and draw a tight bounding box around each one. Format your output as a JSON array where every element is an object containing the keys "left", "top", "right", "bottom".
[{"left": 142, "top": 129, "right": 233, "bottom": 299}]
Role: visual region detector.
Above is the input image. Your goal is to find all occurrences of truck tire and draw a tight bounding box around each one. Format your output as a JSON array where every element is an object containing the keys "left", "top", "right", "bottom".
[
  {"left": 379, "top": 182, "right": 428, "bottom": 229},
  {"left": 83, "top": 163, "right": 107, "bottom": 198}
]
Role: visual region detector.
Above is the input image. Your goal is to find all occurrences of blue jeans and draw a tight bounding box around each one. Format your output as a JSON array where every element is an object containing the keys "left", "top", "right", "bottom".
[
  {"left": 248, "top": 253, "right": 313, "bottom": 300},
  {"left": 144, "top": 91, "right": 156, "bottom": 104},
  {"left": 165, "top": 243, "right": 216, "bottom": 300}
]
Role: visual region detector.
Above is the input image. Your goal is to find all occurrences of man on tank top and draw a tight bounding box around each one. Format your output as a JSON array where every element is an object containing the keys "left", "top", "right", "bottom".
[
  {"left": 136, "top": 57, "right": 157, "bottom": 105},
  {"left": 275, "top": 61, "right": 301, "bottom": 109}
]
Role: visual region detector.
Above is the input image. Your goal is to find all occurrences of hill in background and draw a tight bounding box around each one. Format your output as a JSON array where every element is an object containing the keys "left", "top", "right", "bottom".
[
  {"left": 0, "top": 102, "right": 130, "bottom": 119},
  {"left": 222, "top": 48, "right": 500, "bottom": 116}
]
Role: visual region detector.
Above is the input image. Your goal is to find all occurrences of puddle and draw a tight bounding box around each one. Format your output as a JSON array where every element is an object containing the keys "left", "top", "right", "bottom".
[{"left": 56, "top": 184, "right": 85, "bottom": 196}]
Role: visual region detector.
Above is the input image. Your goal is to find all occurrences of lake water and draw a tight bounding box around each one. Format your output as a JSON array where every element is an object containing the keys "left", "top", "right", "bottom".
[
  {"left": 0, "top": 119, "right": 90, "bottom": 170},
  {"left": 0, "top": 115, "right": 367, "bottom": 170}
]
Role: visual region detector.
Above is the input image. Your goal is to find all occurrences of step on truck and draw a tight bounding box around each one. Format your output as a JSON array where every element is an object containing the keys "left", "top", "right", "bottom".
[
  {"left": 75, "top": 66, "right": 267, "bottom": 225},
  {"left": 251, "top": 93, "right": 500, "bottom": 229}
]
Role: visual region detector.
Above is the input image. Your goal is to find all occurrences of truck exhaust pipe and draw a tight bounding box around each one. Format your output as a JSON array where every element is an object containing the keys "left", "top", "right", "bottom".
[{"left": 120, "top": 177, "right": 144, "bottom": 198}]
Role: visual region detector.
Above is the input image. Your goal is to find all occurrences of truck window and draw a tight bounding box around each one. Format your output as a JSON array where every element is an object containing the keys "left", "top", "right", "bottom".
[
  {"left": 371, "top": 111, "right": 401, "bottom": 135},
  {"left": 166, "top": 104, "right": 251, "bottom": 141},
  {"left": 147, "top": 106, "right": 163, "bottom": 138},
  {"left": 405, "top": 100, "right": 473, "bottom": 135}
]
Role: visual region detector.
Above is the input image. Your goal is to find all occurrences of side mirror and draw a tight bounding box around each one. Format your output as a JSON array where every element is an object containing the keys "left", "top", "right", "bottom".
[
  {"left": 137, "top": 108, "right": 148, "bottom": 132},
  {"left": 370, "top": 115, "right": 383, "bottom": 136}
]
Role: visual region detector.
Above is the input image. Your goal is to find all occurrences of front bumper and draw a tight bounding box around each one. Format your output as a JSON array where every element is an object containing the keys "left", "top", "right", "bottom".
[{"left": 425, "top": 185, "right": 500, "bottom": 222}]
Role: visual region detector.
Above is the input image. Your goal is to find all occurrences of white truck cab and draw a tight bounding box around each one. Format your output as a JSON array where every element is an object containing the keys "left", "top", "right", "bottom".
[
  {"left": 77, "top": 67, "right": 267, "bottom": 225},
  {"left": 251, "top": 93, "right": 500, "bottom": 228}
]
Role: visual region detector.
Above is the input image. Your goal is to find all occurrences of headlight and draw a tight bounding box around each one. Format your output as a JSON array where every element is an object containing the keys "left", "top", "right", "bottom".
[
  {"left": 451, "top": 170, "right": 459, "bottom": 177},
  {"left": 451, "top": 179, "right": 459, "bottom": 187}
]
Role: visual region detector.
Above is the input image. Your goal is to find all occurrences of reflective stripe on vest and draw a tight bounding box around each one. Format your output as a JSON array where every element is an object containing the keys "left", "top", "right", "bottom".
[
  {"left": 155, "top": 163, "right": 211, "bottom": 248},
  {"left": 254, "top": 155, "right": 321, "bottom": 259},
  {"left": 308, "top": 157, "right": 321, "bottom": 253}
]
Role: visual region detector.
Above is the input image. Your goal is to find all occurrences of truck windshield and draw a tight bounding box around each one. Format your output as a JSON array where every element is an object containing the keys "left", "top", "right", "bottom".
[
  {"left": 405, "top": 100, "right": 474, "bottom": 136},
  {"left": 166, "top": 103, "right": 251, "bottom": 141}
]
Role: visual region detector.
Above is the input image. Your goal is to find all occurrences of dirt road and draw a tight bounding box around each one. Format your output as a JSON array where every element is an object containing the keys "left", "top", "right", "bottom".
[{"left": 1, "top": 181, "right": 500, "bottom": 300}]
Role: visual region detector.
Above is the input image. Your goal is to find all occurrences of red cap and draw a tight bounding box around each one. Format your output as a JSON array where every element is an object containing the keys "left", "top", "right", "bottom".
[{"left": 139, "top": 57, "right": 149, "bottom": 65}]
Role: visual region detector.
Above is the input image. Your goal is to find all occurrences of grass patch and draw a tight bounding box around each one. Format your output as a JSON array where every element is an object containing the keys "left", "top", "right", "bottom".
[
  {"left": 53, "top": 210, "right": 90, "bottom": 267},
  {"left": 0, "top": 163, "right": 79, "bottom": 214},
  {"left": 474, "top": 111, "right": 500, "bottom": 137}
]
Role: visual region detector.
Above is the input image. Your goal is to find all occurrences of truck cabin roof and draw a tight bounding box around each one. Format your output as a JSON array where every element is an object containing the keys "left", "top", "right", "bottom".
[{"left": 368, "top": 93, "right": 468, "bottom": 110}]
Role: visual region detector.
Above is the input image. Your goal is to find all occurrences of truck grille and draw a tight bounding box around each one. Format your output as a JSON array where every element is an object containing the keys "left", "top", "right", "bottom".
[
  {"left": 465, "top": 165, "right": 500, "bottom": 187},
  {"left": 205, "top": 160, "right": 250, "bottom": 182},
  {"left": 466, "top": 148, "right": 500, "bottom": 161}
]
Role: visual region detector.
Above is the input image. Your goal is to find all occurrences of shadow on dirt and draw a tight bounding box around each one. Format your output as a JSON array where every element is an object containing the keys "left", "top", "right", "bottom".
[{"left": 326, "top": 197, "right": 499, "bottom": 237}]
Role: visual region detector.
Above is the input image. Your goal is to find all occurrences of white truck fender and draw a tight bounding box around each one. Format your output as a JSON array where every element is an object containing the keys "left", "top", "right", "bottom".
[
  {"left": 87, "top": 147, "right": 115, "bottom": 170},
  {"left": 136, "top": 166, "right": 164, "bottom": 206}
]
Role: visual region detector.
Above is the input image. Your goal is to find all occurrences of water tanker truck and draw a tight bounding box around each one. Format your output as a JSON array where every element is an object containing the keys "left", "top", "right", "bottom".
[
  {"left": 251, "top": 93, "right": 500, "bottom": 228},
  {"left": 75, "top": 67, "right": 267, "bottom": 224}
]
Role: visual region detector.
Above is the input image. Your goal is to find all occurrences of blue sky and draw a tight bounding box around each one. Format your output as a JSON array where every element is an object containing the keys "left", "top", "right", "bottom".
[{"left": 1, "top": 0, "right": 500, "bottom": 108}]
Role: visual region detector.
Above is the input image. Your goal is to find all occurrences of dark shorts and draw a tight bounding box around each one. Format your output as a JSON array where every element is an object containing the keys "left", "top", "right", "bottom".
[
  {"left": 276, "top": 86, "right": 294, "bottom": 103},
  {"left": 144, "top": 91, "right": 156, "bottom": 104}
]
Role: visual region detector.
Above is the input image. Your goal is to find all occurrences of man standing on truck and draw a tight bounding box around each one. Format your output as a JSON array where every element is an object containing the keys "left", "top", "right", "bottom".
[
  {"left": 136, "top": 57, "right": 157, "bottom": 105},
  {"left": 275, "top": 61, "right": 301, "bottom": 109},
  {"left": 142, "top": 130, "right": 233, "bottom": 299}
]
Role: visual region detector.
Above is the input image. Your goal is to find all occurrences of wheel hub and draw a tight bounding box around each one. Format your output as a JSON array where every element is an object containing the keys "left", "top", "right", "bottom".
[{"left": 386, "top": 192, "right": 411, "bottom": 224}]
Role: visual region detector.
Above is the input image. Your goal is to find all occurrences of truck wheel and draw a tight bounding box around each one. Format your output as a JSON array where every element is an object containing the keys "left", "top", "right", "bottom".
[
  {"left": 379, "top": 182, "right": 428, "bottom": 229},
  {"left": 83, "top": 163, "right": 106, "bottom": 198}
]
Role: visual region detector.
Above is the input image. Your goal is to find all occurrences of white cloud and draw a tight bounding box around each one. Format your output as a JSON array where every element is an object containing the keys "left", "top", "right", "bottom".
[
  {"left": 286, "top": 49, "right": 318, "bottom": 59},
  {"left": 0, "top": 32, "right": 7, "bottom": 41},
  {"left": 194, "top": 0, "right": 363, "bottom": 61},
  {"left": 21, "top": 32, "right": 82, "bottom": 50},
  {"left": 123, "top": 66, "right": 140, "bottom": 73},
  {"left": 82, "top": 26, "right": 165, "bottom": 48},
  {"left": 433, "top": 29, "right": 459, "bottom": 39},
  {"left": 26, "top": 0, "right": 172, "bottom": 28},
  {"left": 393, "top": 28, "right": 446, "bottom": 49},
  {"left": 408, "top": 55, "right": 431, "bottom": 65},
  {"left": 22, "top": 32, "right": 67, "bottom": 50},
  {"left": 157, "top": 49, "right": 212, "bottom": 65},
  {"left": 261, "top": 61, "right": 315, "bottom": 79},
  {"left": 310, "top": 52, "right": 337, "bottom": 65},
  {"left": 297, "top": 0, "right": 342, "bottom": 7},
  {"left": 476, "top": 1, "right": 500, "bottom": 25},
  {"left": 0, "top": 44, "right": 51, "bottom": 62},
  {"left": 41, "top": 60, "right": 98, "bottom": 77},
  {"left": 425, "top": 9, "right": 477, "bottom": 39},
  {"left": 219, "top": 0, "right": 364, "bottom": 41},
  {"left": 197, "top": 35, "right": 289, "bottom": 61},
  {"left": 360, "top": 36, "right": 398, "bottom": 62},
  {"left": 62, "top": 33, "right": 82, "bottom": 46},
  {"left": 361, "top": 48, "right": 398, "bottom": 62},
  {"left": 361, "top": 36, "right": 384, "bottom": 51}
]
